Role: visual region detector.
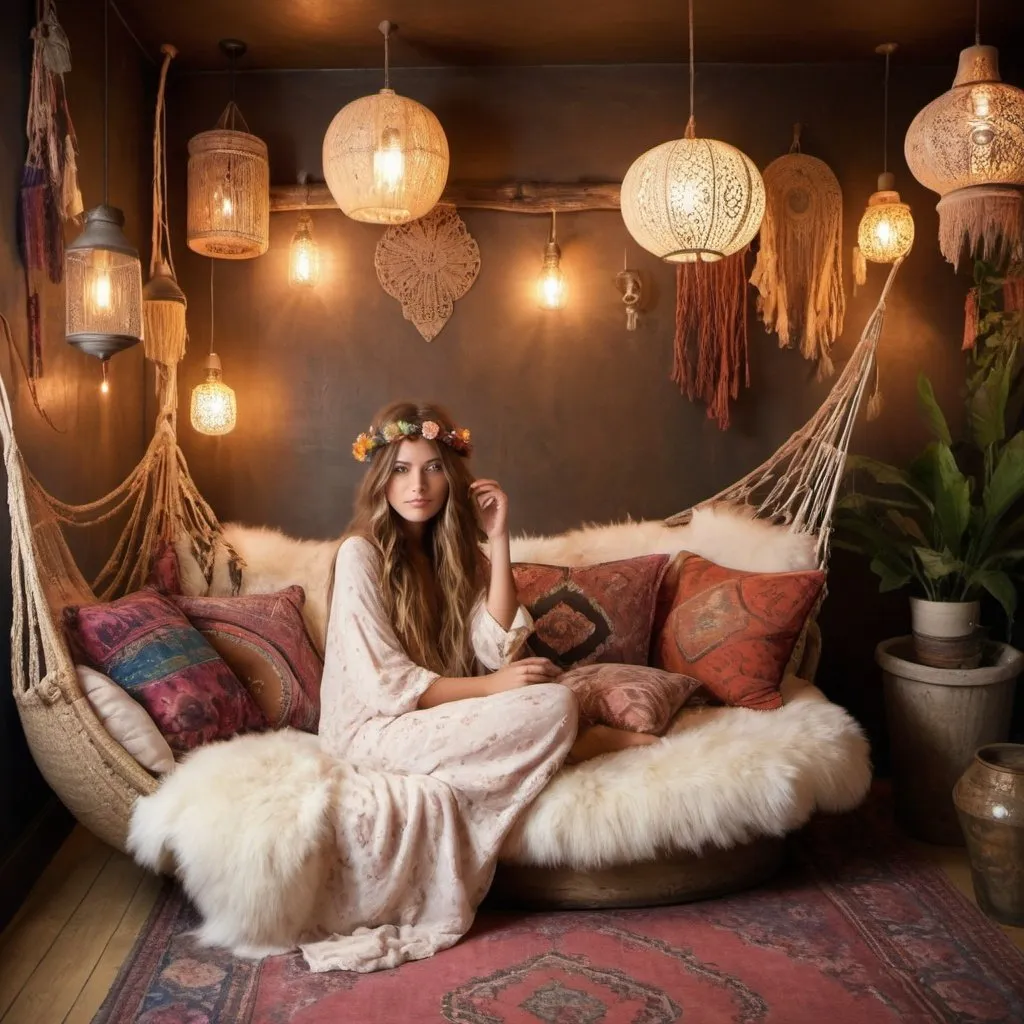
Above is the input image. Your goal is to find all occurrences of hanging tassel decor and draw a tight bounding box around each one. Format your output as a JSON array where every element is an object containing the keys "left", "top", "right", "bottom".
[
  {"left": 962, "top": 286, "right": 980, "bottom": 350},
  {"left": 672, "top": 248, "right": 750, "bottom": 430}
]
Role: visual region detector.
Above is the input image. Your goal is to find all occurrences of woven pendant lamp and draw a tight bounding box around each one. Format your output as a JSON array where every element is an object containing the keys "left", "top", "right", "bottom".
[
  {"left": 187, "top": 40, "right": 269, "bottom": 259},
  {"left": 322, "top": 21, "right": 449, "bottom": 225},
  {"left": 904, "top": 5, "right": 1024, "bottom": 268},
  {"left": 190, "top": 261, "right": 236, "bottom": 436},
  {"left": 620, "top": 0, "right": 764, "bottom": 262}
]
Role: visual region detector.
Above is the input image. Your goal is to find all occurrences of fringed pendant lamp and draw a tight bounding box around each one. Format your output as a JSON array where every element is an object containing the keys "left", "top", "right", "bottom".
[
  {"left": 322, "top": 21, "right": 449, "bottom": 224},
  {"left": 854, "top": 44, "right": 915, "bottom": 286},
  {"left": 143, "top": 44, "right": 187, "bottom": 367},
  {"left": 904, "top": 3, "right": 1024, "bottom": 269},
  {"left": 65, "top": 0, "right": 142, "bottom": 365},
  {"left": 620, "top": 0, "right": 764, "bottom": 262},
  {"left": 187, "top": 40, "right": 269, "bottom": 259},
  {"left": 190, "top": 261, "right": 236, "bottom": 436}
]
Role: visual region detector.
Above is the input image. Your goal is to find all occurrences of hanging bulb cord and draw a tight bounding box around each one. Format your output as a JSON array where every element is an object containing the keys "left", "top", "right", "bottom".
[
  {"left": 209, "top": 260, "right": 215, "bottom": 356},
  {"left": 882, "top": 47, "right": 890, "bottom": 175},
  {"left": 685, "top": 0, "right": 695, "bottom": 138},
  {"left": 103, "top": 0, "right": 109, "bottom": 205},
  {"left": 975, "top": 0, "right": 981, "bottom": 45},
  {"left": 380, "top": 20, "right": 392, "bottom": 89}
]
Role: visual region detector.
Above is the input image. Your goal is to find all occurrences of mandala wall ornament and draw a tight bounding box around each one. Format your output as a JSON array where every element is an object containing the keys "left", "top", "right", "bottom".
[{"left": 374, "top": 204, "right": 481, "bottom": 341}]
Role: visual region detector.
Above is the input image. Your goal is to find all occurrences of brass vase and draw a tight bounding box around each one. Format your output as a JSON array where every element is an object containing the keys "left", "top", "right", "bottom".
[{"left": 953, "top": 743, "right": 1024, "bottom": 926}]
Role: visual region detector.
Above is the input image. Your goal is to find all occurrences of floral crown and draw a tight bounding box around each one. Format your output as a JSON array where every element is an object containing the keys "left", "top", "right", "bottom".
[{"left": 352, "top": 418, "right": 472, "bottom": 463}]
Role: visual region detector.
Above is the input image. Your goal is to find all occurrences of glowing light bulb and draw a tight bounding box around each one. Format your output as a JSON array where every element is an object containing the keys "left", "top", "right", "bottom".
[
  {"left": 538, "top": 266, "right": 566, "bottom": 310},
  {"left": 874, "top": 219, "right": 893, "bottom": 245},
  {"left": 99, "top": 362, "right": 110, "bottom": 395},
  {"left": 92, "top": 271, "right": 112, "bottom": 311},
  {"left": 679, "top": 181, "right": 699, "bottom": 215},
  {"left": 289, "top": 212, "right": 320, "bottom": 289},
  {"left": 373, "top": 127, "right": 405, "bottom": 190}
]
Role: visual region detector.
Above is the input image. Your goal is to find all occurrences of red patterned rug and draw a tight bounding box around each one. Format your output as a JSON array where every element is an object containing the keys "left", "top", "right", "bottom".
[{"left": 94, "top": 794, "right": 1024, "bottom": 1023}]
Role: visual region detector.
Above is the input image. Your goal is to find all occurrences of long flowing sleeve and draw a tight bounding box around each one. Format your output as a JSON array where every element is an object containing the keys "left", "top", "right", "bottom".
[{"left": 469, "top": 600, "right": 534, "bottom": 672}]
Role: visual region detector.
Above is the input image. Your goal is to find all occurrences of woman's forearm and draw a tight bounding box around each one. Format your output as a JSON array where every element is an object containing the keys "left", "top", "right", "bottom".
[
  {"left": 417, "top": 675, "right": 494, "bottom": 708},
  {"left": 485, "top": 531, "right": 519, "bottom": 630}
]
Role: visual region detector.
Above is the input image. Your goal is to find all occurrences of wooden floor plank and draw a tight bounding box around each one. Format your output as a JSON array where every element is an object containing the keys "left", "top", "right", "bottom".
[
  {"left": 0, "top": 829, "right": 111, "bottom": 1020},
  {"left": 2, "top": 851, "right": 145, "bottom": 1024},
  {"left": 62, "top": 870, "right": 162, "bottom": 1024}
]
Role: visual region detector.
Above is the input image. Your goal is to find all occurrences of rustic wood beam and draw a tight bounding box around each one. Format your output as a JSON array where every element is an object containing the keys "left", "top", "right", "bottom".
[{"left": 270, "top": 181, "right": 621, "bottom": 214}]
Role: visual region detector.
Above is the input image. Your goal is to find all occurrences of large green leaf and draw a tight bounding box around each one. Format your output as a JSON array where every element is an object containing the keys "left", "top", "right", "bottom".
[
  {"left": 870, "top": 554, "right": 913, "bottom": 592},
  {"left": 837, "top": 492, "right": 920, "bottom": 513},
  {"left": 914, "top": 546, "right": 964, "bottom": 580},
  {"left": 984, "top": 431, "right": 1024, "bottom": 524},
  {"left": 969, "top": 348, "right": 1012, "bottom": 449},
  {"left": 886, "top": 509, "right": 929, "bottom": 544},
  {"left": 968, "top": 568, "right": 1018, "bottom": 634},
  {"left": 846, "top": 455, "right": 933, "bottom": 509},
  {"left": 916, "top": 374, "right": 952, "bottom": 445},
  {"left": 929, "top": 444, "right": 972, "bottom": 556}
]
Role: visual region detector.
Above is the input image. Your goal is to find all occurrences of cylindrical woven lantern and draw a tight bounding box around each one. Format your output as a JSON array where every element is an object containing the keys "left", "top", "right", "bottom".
[
  {"left": 187, "top": 103, "right": 269, "bottom": 259},
  {"left": 621, "top": 122, "right": 765, "bottom": 262},
  {"left": 857, "top": 172, "right": 915, "bottom": 263},
  {"left": 190, "top": 352, "right": 236, "bottom": 435},
  {"left": 905, "top": 45, "right": 1024, "bottom": 268},
  {"left": 323, "top": 88, "right": 449, "bottom": 225},
  {"left": 65, "top": 204, "right": 144, "bottom": 360},
  {"left": 142, "top": 261, "right": 187, "bottom": 364}
]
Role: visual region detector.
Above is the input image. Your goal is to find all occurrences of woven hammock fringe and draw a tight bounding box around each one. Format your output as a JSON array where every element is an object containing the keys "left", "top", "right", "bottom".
[
  {"left": 143, "top": 300, "right": 187, "bottom": 366},
  {"left": 852, "top": 246, "right": 867, "bottom": 290},
  {"left": 866, "top": 388, "right": 884, "bottom": 421},
  {"left": 963, "top": 286, "right": 980, "bottom": 351},
  {"left": 939, "top": 192, "right": 1024, "bottom": 271},
  {"left": 672, "top": 250, "right": 749, "bottom": 431}
]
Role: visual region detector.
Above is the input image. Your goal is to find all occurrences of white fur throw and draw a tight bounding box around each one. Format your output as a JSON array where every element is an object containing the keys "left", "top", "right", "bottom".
[{"left": 175, "top": 505, "right": 819, "bottom": 656}]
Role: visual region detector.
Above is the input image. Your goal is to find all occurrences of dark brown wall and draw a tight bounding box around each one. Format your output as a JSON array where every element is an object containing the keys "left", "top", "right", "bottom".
[
  {"left": 0, "top": 0, "right": 151, "bottom": 920},
  {"left": 164, "top": 61, "right": 992, "bottom": 765}
]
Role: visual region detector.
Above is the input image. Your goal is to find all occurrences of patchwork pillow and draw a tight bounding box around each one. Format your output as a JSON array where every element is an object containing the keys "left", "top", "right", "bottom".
[
  {"left": 146, "top": 539, "right": 181, "bottom": 595},
  {"left": 558, "top": 663, "right": 700, "bottom": 734},
  {"left": 64, "top": 588, "right": 266, "bottom": 755},
  {"left": 77, "top": 664, "right": 176, "bottom": 774},
  {"left": 653, "top": 553, "right": 824, "bottom": 710},
  {"left": 173, "top": 586, "right": 322, "bottom": 732},
  {"left": 513, "top": 554, "right": 669, "bottom": 669}
]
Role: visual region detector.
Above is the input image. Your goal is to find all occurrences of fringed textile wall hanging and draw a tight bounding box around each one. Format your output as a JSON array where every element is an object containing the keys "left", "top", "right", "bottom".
[
  {"left": 374, "top": 205, "right": 480, "bottom": 342},
  {"left": 22, "top": 0, "right": 82, "bottom": 377},
  {"left": 144, "top": 45, "right": 187, "bottom": 384},
  {"left": 672, "top": 247, "right": 750, "bottom": 430},
  {"left": 750, "top": 126, "right": 845, "bottom": 380}
]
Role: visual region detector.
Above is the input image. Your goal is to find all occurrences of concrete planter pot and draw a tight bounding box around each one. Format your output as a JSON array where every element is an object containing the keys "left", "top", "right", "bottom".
[
  {"left": 876, "top": 636, "right": 1023, "bottom": 845},
  {"left": 909, "top": 597, "right": 982, "bottom": 669}
]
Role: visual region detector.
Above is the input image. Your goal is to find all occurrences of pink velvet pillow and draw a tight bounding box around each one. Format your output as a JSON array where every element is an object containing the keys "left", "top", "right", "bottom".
[
  {"left": 512, "top": 555, "right": 669, "bottom": 669},
  {"left": 173, "top": 586, "right": 322, "bottom": 733},
  {"left": 559, "top": 663, "right": 700, "bottom": 734}
]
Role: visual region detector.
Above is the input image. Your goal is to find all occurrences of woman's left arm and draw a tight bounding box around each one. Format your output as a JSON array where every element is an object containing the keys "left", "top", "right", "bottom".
[{"left": 471, "top": 479, "right": 518, "bottom": 630}]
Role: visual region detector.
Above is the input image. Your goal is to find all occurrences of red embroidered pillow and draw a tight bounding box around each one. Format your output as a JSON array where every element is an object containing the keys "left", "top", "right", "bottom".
[
  {"left": 513, "top": 554, "right": 669, "bottom": 669},
  {"left": 653, "top": 554, "right": 824, "bottom": 710},
  {"left": 64, "top": 588, "right": 266, "bottom": 755},
  {"left": 173, "top": 586, "right": 322, "bottom": 733},
  {"left": 559, "top": 663, "right": 700, "bottom": 733}
]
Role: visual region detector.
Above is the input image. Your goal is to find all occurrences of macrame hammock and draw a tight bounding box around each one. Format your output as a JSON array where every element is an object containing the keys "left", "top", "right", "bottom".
[{"left": 2, "top": 263, "right": 902, "bottom": 852}]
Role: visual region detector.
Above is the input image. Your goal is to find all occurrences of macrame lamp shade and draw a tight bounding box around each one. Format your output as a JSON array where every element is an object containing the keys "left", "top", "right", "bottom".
[
  {"left": 65, "top": 204, "right": 143, "bottom": 361},
  {"left": 142, "top": 261, "right": 186, "bottom": 364},
  {"left": 620, "top": 122, "right": 765, "bottom": 263},
  {"left": 856, "top": 172, "right": 915, "bottom": 263},
  {"left": 905, "top": 45, "right": 1024, "bottom": 268},
  {"left": 190, "top": 353, "right": 236, "bottom": 435}
]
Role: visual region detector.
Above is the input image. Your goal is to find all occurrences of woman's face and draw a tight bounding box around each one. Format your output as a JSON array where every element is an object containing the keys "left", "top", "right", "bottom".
[{"left": 385, "top": 438, "right": 450, "bottom": 529}]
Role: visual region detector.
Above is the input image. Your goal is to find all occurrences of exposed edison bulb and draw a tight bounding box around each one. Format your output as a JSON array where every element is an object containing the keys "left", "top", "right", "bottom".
[
  {"left": 213, "top": 180, "right": 234, "bottom": 220},
  {"left": 538, "top": 265, "right": 567, "bottom": 310},
  {"left": 373, "top": 127, "right": 405, "bottom": 190},
  {"left": 289, "top": 213, "right": 320, "bottom": 288}
]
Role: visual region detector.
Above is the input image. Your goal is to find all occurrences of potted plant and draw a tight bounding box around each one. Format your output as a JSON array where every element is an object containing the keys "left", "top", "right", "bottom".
[{"left": 836, "top": 259, "right": 1024, "bottom": 844}]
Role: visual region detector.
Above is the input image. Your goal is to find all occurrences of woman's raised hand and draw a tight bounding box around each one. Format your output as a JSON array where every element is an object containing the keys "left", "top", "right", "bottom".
[
  {"left": 469, "top": 479, "right": 509, "bottom": 539},
  {"left": 486, "top": 657, "right": 563, "bottom": 694}
]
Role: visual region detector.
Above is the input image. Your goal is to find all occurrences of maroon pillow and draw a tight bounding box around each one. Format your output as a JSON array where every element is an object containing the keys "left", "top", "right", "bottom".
[
  {"left": 64, "top": 588, "right": 266, "bottom": 755},
  {"left": 512, "top": 555, "right": 669, "bottom": 669},
  {"left": 173, "top": 586, "right": 322, "bottom": 733},
  {"left": 559, "top": 663, "right": 700, "bottom": 733}
]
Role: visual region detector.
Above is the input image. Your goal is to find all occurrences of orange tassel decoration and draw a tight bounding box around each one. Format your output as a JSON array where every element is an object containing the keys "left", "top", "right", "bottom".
[
  {"left": 962, "top": 286, "right": 979, "bottom": 351},
  {"left": 672, "top": 248, "right": 750, "bottom": 430}
]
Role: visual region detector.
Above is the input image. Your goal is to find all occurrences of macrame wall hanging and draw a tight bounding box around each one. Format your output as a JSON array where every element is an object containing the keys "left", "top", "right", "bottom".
[
  {"left": 22, "top": 0, "right": 82, "bottom": 378},
  {"left": 672, "top": 248, "right": 750, "bottom": 430},
  {"left": 143, "top": 45, "right": 188, "bottom": 386},
  {"left": 374, "top": 204, "right": 481, "bottom": 342},
  {"left": 749, "top": 127, "right": 845, "bottom": 380}
]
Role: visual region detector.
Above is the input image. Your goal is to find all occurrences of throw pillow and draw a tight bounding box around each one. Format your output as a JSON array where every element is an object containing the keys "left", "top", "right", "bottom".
[
  {"left": 146, "top": 539, "right": 181, "bottom": 595},
  {"left": 653, "top": 553, "right": 824, "bottom": 710},
  {"left": 64, "top": 588, "right": 266, "bottom": 755},
  {"left": 513, "top": 554, "right": 669, "bottom": 669},
  {"left": 173, "top": 586, "right": 322, "bottom": 732},
  {"left": 77, "top": 664, "right": 176, "bottom": 774},
  {"left": 558, "top": 663, "right": 700, "bottom": 734}
]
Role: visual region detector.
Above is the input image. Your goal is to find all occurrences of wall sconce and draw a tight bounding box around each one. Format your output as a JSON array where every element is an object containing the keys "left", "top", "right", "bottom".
[
  {"left": 537, "top": 211, "right": 566, "bottom": 310},
  {"left": 615, "top": 249, "right": 642, "bottom": 330},
  {"left": 289, "top": 211, "right": 320, "bottom": 288}
]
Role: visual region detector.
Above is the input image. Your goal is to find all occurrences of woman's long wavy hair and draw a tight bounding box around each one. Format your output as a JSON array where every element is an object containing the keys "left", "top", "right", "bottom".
[{"left": 346, "top": 401, "right": 484, "bottom": 677}]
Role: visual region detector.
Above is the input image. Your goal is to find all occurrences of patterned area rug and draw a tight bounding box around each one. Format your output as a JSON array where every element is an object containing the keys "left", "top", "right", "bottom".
[{"left": 94, "top": 795, "right": 1024, "bottom": 1023}]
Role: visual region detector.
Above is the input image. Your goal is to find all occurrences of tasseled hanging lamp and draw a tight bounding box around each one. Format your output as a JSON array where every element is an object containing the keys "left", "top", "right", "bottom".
[
  {"left": 322, "top": 21, "right": 449, "bottom": 225},
  {"left": 65, "top": 0, "right": 142, "bottom": 364}
]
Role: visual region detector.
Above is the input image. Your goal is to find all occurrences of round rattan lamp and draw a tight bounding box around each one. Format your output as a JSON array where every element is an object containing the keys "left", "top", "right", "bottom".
[
  {"left": 322, "top": 22, "right": 449, "bottom": 225},
  {"left": 857, "top": 173, "right": 915, "bottom": 263},
  {"left": 187, "top": 41, "right": 269, "bottom": 259},
  {"left": 905, "top": 43, "right": 1024, "bottom": 268}
]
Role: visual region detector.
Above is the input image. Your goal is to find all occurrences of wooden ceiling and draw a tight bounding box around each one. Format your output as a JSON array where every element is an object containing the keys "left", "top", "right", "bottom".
[{"left": 112, "top": 0, "right": 1024, "bottom": 69}]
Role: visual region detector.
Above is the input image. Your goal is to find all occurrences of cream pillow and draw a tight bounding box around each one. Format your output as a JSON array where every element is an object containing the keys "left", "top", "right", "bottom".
[{"left": 76, "top": 665, "right": 176, "bottom": 775}]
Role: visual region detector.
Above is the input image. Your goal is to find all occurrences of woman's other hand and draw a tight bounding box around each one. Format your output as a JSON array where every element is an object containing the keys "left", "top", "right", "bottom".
[
  {"left": 485, "top": 657, "right": 562, "bottom": 694},
  {"left": 469, "top": 479, "right": 509, "bottom": 539}
]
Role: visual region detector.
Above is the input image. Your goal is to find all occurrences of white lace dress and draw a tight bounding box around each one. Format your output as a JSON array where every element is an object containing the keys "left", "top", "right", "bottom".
[{"left": 304, "top": 536, "right": 577, "bottom": 971}]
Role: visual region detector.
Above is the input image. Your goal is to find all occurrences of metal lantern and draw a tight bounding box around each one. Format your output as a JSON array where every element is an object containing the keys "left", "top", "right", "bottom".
[
  {"left": 857, "top": 172, "right": 915, "bottom": 263},
  {"left": 65, "top": 204, "right": 143, "bottom": 360},
  {"left": 190, "top": 352, "right": 236, "bottom": 435},
  {"left": 322, "top": 22, "right": 449, "bottom": 225},
  {"left": 905, "top": 44, "right": 1024, "bottom": 268}
]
